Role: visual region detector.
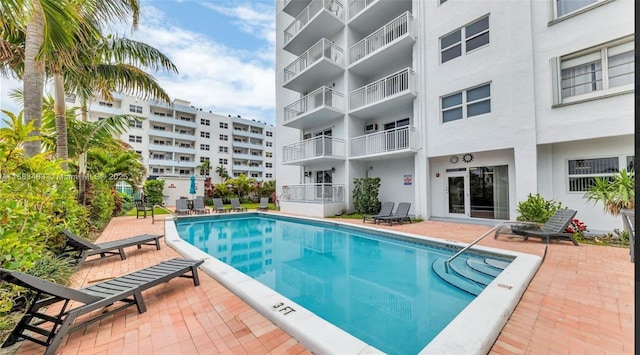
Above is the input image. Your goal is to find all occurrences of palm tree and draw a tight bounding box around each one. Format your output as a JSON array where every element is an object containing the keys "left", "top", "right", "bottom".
[
  {"left": 198, "top": 159, "right": 211, "bottom": 177},
  {"left": 86, "top": 147, "right": 146, "bottom": 190},
  {"left": 215, "top": 165, "right": 229, "bottom": 182}
]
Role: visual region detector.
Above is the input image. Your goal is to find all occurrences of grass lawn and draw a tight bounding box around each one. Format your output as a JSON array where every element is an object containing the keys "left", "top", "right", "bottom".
[
  {"left": 124, "top": 203, "right": 276, "bottom": 216},
  {"left": 124, "top": 206, "right": 172, "bottom": 216}
]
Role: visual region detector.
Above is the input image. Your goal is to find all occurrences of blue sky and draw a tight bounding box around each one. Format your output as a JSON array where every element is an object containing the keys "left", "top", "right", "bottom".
[{"left": 0, "top": 0, "right": 277, "bottom": 125}]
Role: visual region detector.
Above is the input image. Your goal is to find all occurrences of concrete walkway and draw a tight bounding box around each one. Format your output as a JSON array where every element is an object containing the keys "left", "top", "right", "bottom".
[{"left": 12, "top": 214, "right": 633, "bottom": 354}]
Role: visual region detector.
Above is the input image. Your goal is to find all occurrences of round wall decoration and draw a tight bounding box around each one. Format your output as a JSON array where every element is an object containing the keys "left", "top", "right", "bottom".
[
  {"left": 449, "top": 156, "right": 459, "bottom": 164},
  {"left": 462, "top": 153, "right": 474, "bottom": 163}
]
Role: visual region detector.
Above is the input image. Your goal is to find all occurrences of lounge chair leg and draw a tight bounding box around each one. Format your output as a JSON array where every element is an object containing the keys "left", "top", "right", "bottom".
[
  {"left": 44, "top": 311, "right": 79, "bottom": 355},
  {"left": 133, "top": 290, "right": 147, "bottom": 313},
  {"left": 191, "top": 265, "right": 201, "bottom": 286},
  {"left": 118, "top": 248, "right": 126, "bottom": 260},
  {"left": 155, "top": 237, "right": 162, "bottom": 250}
]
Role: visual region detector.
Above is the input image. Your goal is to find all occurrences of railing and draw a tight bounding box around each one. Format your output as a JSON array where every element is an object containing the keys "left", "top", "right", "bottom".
[
  {"left": 282, "top": 136, "right": 346, "bottom": 162},
  {"left": 349, "top": 11, "right": 413, "bottom": 64},
  {"left": 349, "top": 67, "right": 414, "bottom": 111},
  {"left": 280, "top": 184, "right": 345, "bottom": 203},
  {"left": 444, "top": 224, "right": 505, "bottom": 273},
  {"left": 284, "top": 39, "right": 344, "bottom": 83},
  {"left": 348, "top": 0, "right": 376, "bottom": 19},
  {"left": 350, "top": 126, "right": 416, "bottom": 157},
  {"left": 284, "top": 87, "right": 345, "bottom": 123},
  {"left": 284, "top": 0, "right": 344, "bottom": 44}
]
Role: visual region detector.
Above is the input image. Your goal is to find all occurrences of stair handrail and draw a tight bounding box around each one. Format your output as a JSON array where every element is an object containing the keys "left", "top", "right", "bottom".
[
  {"left": 444, "top": 222, "right": 510, "bottom": 273},
  {"left": 152, "top": 204, "right": 176, "bottom": 224}
]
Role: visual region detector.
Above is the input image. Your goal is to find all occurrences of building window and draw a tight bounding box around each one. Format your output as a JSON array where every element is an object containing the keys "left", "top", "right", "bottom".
[
  {"left": 200, "top": 157, "right": 210, "bottom": 163},
  {"left": 98, "top": 101, "right": 113, "bottom": 107},
  {"left": 266, "top": 173, "right": 273, "bottom": 178},
  {"left": 179, "top": 169, "right": 191, "bottom": 175},
  {"left": 219, "top": 146, "right": 228, "bottom": 153},
  {"left": 220, "top": 134, "right": 228, "bottom": 141},
  {"left": 128, "top": 119, "right": 142, "bottom": 128},
  {"left": 568, "top": 157, "right": 620, "bottom": 192},
  {"left": 135, "top": 151, "right": 142, "bottom": 157},
  {"left": 201, "top": 119, "right": 210, "bottom": 126},
  {"left": 556, "top": 38, "right": 634, "bottom": 103},
  {"left": 266, "top": 152, "right": 273, "bottom": 158},
  {"left": 152, "top": 168, "right": 165, "bottom": 174},
  {"left": 128, "top": 135, "right": 142, "bottom": 143},
  {"left": 266, "top": 142, "right": 273, "bottom": 147},
  {"left": 220, "top": 122, "right": 228, "bottom": 129},
  {"left": 266, "top": 163, "right": 272, "bottom": 168},
  {"left": 440, "top": 15, "right": 489, "bottom": 63},
  {"left": 441, "top": 83, "right": 491, "bottom": 123},
  {"left": 200, "top": 131, "right": 210, "bottom": 138},
  {"left": 200, "top": 144, "right": 210, "bottom": 151},
  {"left": 129, "top": 104, "right": 142, "bottom": 113},
  {"left": 219, "top": 158, "right": 228, "bottom": 165},
  {"left": 556, "top": 0, "right": 597, "bottom": 18},
  {"left": 266, "top": 131, "right": 273, "bottom": 137}
]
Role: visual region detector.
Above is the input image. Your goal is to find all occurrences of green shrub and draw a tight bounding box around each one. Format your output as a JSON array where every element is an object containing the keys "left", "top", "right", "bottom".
[
  {"left": 353, "top": 177, "right": 381, "bottom": 214},
  {"left": 85, "top": 178, "right": 115, "bottom": 231},
  {"left": 516, "top": 193, "right": 564, "bottom": 223},
  {"left": 118, "top": 192, "right": 134, "bottom": 215},
  {"left": 144, "top": 179, "right": 165, "bottom": 206}
]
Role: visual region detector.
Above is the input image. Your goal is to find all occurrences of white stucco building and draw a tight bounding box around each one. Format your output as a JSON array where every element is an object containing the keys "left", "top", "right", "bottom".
[
  {"left": 275, "top": 0, "right": 633, "bottom": 231},
  {"left": 83, "top": 94, "right": 276, "bottom": 204}
]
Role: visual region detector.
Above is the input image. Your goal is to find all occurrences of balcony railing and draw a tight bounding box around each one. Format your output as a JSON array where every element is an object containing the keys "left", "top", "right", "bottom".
[
  {"left": 349, "top": 67, "right": 414, "bottom": 111},
  {"left": 284, "top": 87, "right": 345, "bottom": 123},
  {"left": 280, "top": 184, "right": 345, "bottom": 203},
  {"left": 284, "top": 39, "right": 344, "bottom": 83},
  {"left": 282, "top": 136, "right": 346, "bottom": 163},
  {"left": 348, "top": 0, "right": 375, "bottom": 20},
  {"left": 350, "top": 126, "right": 417, "bottom": 157},
  {"left": 349, "top": 11, "right": 413, "bottom": 64},
  {"left": 284, "top": 0, "right": 344, "bottom": 44}
]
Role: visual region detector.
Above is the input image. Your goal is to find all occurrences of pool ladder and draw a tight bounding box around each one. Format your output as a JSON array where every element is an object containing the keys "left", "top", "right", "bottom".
[{"left": 444, "top": 223, "right": 509, "bottom": 273}]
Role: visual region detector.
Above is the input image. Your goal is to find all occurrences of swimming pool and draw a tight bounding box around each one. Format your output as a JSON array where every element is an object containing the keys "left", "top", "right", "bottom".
[{"left": 165, "top": 213, "right": 541, "bottom": 354}]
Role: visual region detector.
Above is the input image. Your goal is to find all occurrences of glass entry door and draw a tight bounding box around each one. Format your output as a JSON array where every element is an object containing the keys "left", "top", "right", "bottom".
[{"left": 446, "top": 171, "right": 468, "bottom": 217}]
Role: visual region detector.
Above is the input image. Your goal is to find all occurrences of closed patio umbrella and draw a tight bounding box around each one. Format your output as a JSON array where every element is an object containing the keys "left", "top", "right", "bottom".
[{"left": 189, "top": 175, "right": 197, "bottom": 198}]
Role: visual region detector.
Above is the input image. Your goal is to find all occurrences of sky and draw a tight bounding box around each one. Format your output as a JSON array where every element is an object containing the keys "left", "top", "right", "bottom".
[{"left": 0, "top": 0, "right": 277, "bottom": 125}]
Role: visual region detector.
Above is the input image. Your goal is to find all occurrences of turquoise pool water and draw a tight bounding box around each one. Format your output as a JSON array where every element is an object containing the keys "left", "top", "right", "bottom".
[{"left": 176, "top": 215, "right": 489, "bottom": 354}]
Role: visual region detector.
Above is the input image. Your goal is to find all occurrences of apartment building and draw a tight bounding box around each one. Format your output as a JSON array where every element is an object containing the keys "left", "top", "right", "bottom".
[
  {"left": 84, "top": 94, "right": 276, "bottom": 204},
  {"left": 275, "top": 0, "right": 633, "bottom": 231}
]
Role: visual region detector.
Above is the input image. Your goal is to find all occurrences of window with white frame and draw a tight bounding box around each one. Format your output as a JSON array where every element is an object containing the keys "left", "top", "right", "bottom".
[
  {"left": 128, "top": 119, "right": 142, "bottom": 128},
  {"left": 220, "top": 134, "right": 228, "bottom": 141},
  {"left": 200, "top": 144, "right": 210, "bottom": 151},
  {"left": 440, "top": 15, "right": 489, "bottom": 63},
  {"left": 266, "top": 152, "right": 273, "bottom": 158},
  {"left": 567, "top": 156, "right": 628, "bottom": 192},
  {"left": 266, "top": 142, "right": 273, "bottom": 147},
  {"left": 219, "top": 158, "right": 228, "bottom": 165},
  {"left": 220, "top": 122, "right": 228, "bottom": 129},
  {"left": 219, "top": 146, "right": 228, "bottom": 153},
  {"left": 266, "top": 163, "right": 273, "bottom": 168},
  {"left": 200, "top": 119, "right": 210, "bottom": 126},
  {"left": 129, "top": 105, "right": 142, "bottom": 113},
  {"left": 266, "top": 131, "right": 273, "bottom": 137},
  {"left": 200, "top": 157, "right": 210, "bottom": 162},
  {"left": 98, "top": 101, "right": 112, "bottom": 107},
  {"left": 555, "top": 0, "right": 598, "bottom": 18},
  {"left": 266, "top": 173, "right": 273, "bottom": 178},
  {"left": 441, "top": 83, "right": 491, "bottom": 123},
  {"left": 152, "top": 168, "right": 165, "bottom": 174},
  {"left": 180, "top": 156, "right": 191, "bottom": 162},
  {"left": 555, "top": 38, "right": 634, "bottom": 104},
  {"left": 128, "top": 135, "right": 142, "bottom": 143},
  {"left": 200, "top": 131, "right": 210, "bottom": 138}
]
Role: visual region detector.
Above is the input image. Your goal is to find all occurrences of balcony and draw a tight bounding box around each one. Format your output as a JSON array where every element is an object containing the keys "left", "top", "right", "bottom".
[
  {"left": 232, "top": 129, "right": 264, "bottom": 139},
  {"left": 280, "top": 184, "right": 345, "bottom": 203},
  {"left": 149, "top": 129, "right": 196, "bottom": 141},
  {"left": 284, "top": 87, "right": 345, "bottom": 129},
  {"left": 147, "top": 159, "right": 197, "bottom": 168},
  {"left": 234, "top": 153, "right": 265, "bottom": 162},
  {"left": 349, "top": 12, "right": 414, "bottom": 77},
  {"left": 148, "top": 144, "right": 195, "bottom": 154},
  {"left": 232, "top": 164, "right": 264, "bottom": 172},
  {"left": 283, "top": 0, "right": 312, "bottom": 17},
  {"left": 349, "top": 67, "right": 416, "bottom": 118},
  {"left": 350, "top": 126, "right": 418, "bottom": 160},
  {"left": 284, "top": 0, "right": 345, "bottom": 56},
  {"left": 347, "top": 0, "right": 412, "bottom": 35},
  {"left": 232, "top": 141, "right": 264, "bottom": 150},
  {"left": 283, "top": 39, "right": 344, "bottom": 93},
  {"left": 282, "top": 136, "right": 346, "bottom": 165},
  {"left": 148, "top": 113, "right": 198, "bottom": 128}
]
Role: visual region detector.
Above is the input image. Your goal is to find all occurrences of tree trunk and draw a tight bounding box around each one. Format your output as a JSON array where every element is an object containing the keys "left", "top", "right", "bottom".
[
  {"left": 53, "top": 73, "right": 69, "bottom": 170},
  {"left": 23, "top": 2, "right": 45, "bottom": 157}
]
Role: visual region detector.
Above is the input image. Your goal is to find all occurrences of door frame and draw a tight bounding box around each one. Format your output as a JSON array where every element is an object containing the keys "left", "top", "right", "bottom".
[{"left": 445, "top": 169, "right": 469, "bottom": 217}]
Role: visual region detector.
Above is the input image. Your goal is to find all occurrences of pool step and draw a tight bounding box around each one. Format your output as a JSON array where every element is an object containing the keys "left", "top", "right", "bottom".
[
  {"left": 484, "top": 258, "right": 510, "bottom": 270},
  {"left": 449, "top": 258, "right": 494, "bottom": 286},
  {"left": 466, "top": 258, "right": 502, "bottom": 277},
  {"left": 432, "top": 259, "right": 484, "bottom": 296}
]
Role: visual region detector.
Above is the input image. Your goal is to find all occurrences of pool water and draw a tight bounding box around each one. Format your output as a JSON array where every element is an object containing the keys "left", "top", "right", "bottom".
[{"left": 177, "top": 215, "right": 489, "bottom": 354}]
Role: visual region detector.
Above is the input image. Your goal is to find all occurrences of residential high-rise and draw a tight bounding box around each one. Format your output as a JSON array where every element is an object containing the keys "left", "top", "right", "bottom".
[
  {"left": 83, "top": 94, "right": 276, "bottom": 204},
  {"left": 275, "top": 0, "right": 633, "bottom": 231}
]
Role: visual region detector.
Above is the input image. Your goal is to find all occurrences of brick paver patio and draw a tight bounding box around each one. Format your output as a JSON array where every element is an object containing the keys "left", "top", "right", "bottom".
[{"left": 10, "top": 212, "right": 634, "bottom": 354}]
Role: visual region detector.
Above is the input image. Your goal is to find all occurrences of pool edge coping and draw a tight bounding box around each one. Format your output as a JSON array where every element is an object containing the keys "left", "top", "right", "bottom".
[{"left": 163, "top": 213, "right": 542, "bottom": 355}]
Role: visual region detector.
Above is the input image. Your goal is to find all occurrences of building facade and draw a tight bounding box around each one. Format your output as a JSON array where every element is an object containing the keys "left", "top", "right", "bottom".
[
  {"left": 275, "top": 0, "right": 633, "bottom": 231},
  {"left": 84, "top": 94, "right": 276, "bottom": 204}
]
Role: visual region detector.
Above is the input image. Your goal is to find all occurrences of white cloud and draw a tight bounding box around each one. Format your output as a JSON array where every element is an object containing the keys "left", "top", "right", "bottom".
[
  {"left": 200, "top": 2, "right": 276, "bottom": 48},
  {"left": 0, "top": 79, "right": 22, "bottom": 123}
]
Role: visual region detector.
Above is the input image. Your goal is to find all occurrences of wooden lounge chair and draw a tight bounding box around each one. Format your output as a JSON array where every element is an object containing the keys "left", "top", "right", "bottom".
[
  {"left": 193, "top": 197, "right": 210, "bottom": 214},
  {"left": 175, "top": 199, "right": 191, "bottom": 215},
  {"left": 60, "top": 230, "right": 163, "bottom": 263},
  {"left": 376, "top": 202, "right": 412, "bottom": 226},
  {"left": 363, "top": 202, "right": 395, "bottom": 223},
  {"left": 514, "top": 209, "right": 579, "bottom": 246},
  {"left": 0, "top": 258, "right": 203, "bottom": 355},
  {"left": 229, "top": 198, "right": 247, "bottom": 212},
  {"left": 257, "top": 197, "right": 269, "bottom": 211},
  {"left": 212, "top": 198, "right": 227, "bottom": 213},
  {"left": 134, "top": 199, "right": 154, "bottom": 219}
]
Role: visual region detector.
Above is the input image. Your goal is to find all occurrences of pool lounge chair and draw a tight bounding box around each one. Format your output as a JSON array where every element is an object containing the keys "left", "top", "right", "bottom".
[
  {"left": 212, "top": 198, "right": 227, "bottom": 213},
  {"left": 504, "top": 209, "right": 579, "bottom": 246},
  {"left": 257, "top": 197, "right": 269, "bottom": 211},
  {"left": 175, "top": 199, "right": 191, "bottom": 215},
  {"left": 230, "top": 198, "right": 247, "bottom": 212},
  {"left": 61, "top": 230, "right": 164, "bottom": 263},
  {"left": 363, "top": 202, "right": 395, "bottom": 223},
  {"left": 0, "top": 258, "right": 203, "bottom": 355},
  {"left": 134, "top": 199, "right": 154, "bottom": 219},
  {"left": 193, "top": 197, "right": 210, "bottom": 214},
  {"left": 376, "top": 202, "right": 412, "bottom": 226}
]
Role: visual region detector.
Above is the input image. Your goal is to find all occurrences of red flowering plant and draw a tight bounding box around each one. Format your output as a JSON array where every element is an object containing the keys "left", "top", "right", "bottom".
[{"left": 565, "top": 218, "right": 588, "bottom": 240}]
